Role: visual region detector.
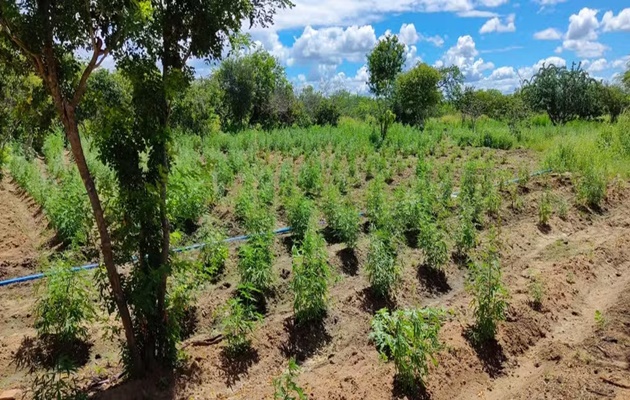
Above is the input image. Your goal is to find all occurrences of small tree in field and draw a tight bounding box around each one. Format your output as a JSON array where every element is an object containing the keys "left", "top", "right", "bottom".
[
  {"left": 394, "top": 63, "right": 442, "bottom": 130},
  {"left": 367, "top": 35, "right": 405, "bottom": 142}
]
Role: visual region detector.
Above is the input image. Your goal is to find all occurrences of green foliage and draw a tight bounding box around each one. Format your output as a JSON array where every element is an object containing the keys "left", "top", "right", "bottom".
[
  {"left": 417, "top": 217, "right": 448, "bottom": 270},
  {"left": 370, "top": 308, "right": 445, "bottom": 389},
  {"left": 199, "top": 227, "right": 229, "bottom": 279},
  {"left": 523, "top": 63, "right": 604, "bottom": 125},
  {"left": 273, "top": 358, "right": 308, "bottom": 400},
  {"left": 322, "top": 186, "right": 360, "bottom": 248},
  {"left": 292, "top": 223, "right": 330, "bottom": 324},
  {"left": 394, "top": 63, "right": 442, "bottom": 129},
  {"left": 32, "top": 371, "right": 87, "bottom": 400},
  {"left": 35, "top": 260, "right": 96, "bottom": 348},
  {"left": 538, "top": 190, "right": 552, "bottom": 226},
  {"left": 594, "top": 310, "right": 607, "bottom": 331},
  {"left": 466, "top": 247, "right": 508, "bottom": 342},
  {"left": 315, "top": 99, "right": 341, "bottom": 127},
  {"left": 576, "top": 166, "right": 607, "bottom": 209},
  {"left": 528, "top": 273, "right": 544, "bottom": 310},
  {"left": 286, "top": 193, "right": 315, "bottom": 243},
  {"left": 221, "top": 291, "right": 263, "bottom": 354},
  {"left": 366, "top": 178, "right": 394, "bottom": 232},
  {"left": 367, "top": 35, "right": 406, "bottom": 98},
  {"left": 455, "top": 207, "right": 477, "bottom": 258},
  {"left": 599, "top": 84, "right": 629, "bottom": 123},
  {"left": 298, "top": 154, "right": 324, "bottom": 198},
  {"left": 238, "top": 233, "right": 275, "bottom": 293},
  {"left": 366, "top": 230, "right": 400, "bottom": 298}
]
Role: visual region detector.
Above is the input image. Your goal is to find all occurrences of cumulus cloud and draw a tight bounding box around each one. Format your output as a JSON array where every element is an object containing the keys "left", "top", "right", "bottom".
[
  {"left": 266, "top": 0, "right": 503, "bottom": 31},
  {"left": 557, "top": 8, "right": 608, "bottom": 58},
  {"left": 290, "top": 25, "right": 377, "bottom": 66},
  {"left": 602, "top": 9, "right": 630, "bottom": 32},
  {"left": 533, "top": 28, "right": 562, "bottom": 40},
  {"left": 480, "top": 14, "right": 516, "bottom": 34},
  {"left": 475, "top": 56, "right": 567, "bottom": 92},
  {"left": 397, "top": 23, "right": 445, "bottom": 47},
  {"left": 457, "top": 10, "right": 499, "bottom": 18},
  {"left": 436, "top": 35, "right": 494, "bottom": 82}
]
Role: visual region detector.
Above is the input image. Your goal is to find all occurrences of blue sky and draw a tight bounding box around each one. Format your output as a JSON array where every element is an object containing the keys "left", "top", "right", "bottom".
[{"left": 238, "top": 0, "right": 630, "bottom": 93}]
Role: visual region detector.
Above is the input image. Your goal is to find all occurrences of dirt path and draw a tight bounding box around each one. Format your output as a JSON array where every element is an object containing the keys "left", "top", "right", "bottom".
[{"left": 0, "top": 179, "right": 49, "bottom": 279}]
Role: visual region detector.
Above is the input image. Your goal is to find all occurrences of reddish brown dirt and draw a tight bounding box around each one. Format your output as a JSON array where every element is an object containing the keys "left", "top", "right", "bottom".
[
  {"left": 1, "top": 171, "right": 630, "bottom": 399},
  {"left": 0, "top": 178, "right": 50, "bottom": 280}
]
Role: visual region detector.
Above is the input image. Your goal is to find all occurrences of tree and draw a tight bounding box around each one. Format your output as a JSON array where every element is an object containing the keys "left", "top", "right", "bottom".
[
  {"left": 622, "top": 62, "right": 630, "bottom": 92},
  {"left": 393, "top": 63, "right": 441, "bottom": 129},
  {"left": 171, "top": 77, "right": 222, "bottom": 134},
  {"left": 599, "top": 84, "right": 629, "bottom": 123},
  {"left": 455, "top": 86, "right": 484, "bottom": 131},
  {"left": 216, "top": 49, "right": 292, "bottom": 131},
  {"left": 1, "top": 0, "right": 292, "bottom": 376},
  {"left": 367, "top": 35, "right": 405, "bottom": 142},
  {"left": 438, "top": 65, "right": 464, "bottom": 103},
  {"left": 522, "top": 62, "right": 603, "bottom": 125}
]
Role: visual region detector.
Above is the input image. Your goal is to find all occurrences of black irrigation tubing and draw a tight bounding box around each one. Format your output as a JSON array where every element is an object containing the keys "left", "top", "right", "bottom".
[{"left": 0, "top": 168, "right": 553, "bottom": 288}]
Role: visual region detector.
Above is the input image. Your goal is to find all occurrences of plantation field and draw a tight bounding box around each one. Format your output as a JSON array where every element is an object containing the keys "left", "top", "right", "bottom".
[{"left": 1, "top": 116, "right": 630, "bottom": 399}]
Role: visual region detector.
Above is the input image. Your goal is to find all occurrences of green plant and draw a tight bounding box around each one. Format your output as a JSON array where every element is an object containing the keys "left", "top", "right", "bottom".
[
  {"left": 291, "top": 223, "right": 330, "bottom": 323},
  {"left": 557, "top": 198, "right": 569, "bottom": 220},
  {"left": 418, "top": 217, "right": 448, "bottom": 270},
  {"left": 199, "top": 228, "right": 229, "bottom": 279},
  {"left": 370, "top": 307, "right": 444, "bottom": 389},
  {"left": 576, "top": 166, "right": 607, "bottom": 209},
  {"left": 322, "top": 186, "right": 360, "bottom": 248},
  {"left": 298, "top": 154, "right": 323, "bottom": 197},
  {"left": 32, "top": 370, "right": 87, "bottom": 400},
  {"left": 273, "top": 358, "right": 308, "bottom": 400},
  {"left": 35, "top": 261, "right": 96, "bottom": 347},
  {"left": 466, "top": 249, "right": 508, "bottom": 342},
  {"left": 538, "top": 190, "right": 552, "bottom": 227},
  {"left": 455, "top": 207, "right": 477, "bottom": 258},
  {"left": 528, "top": 273, "right": 544, "bottom": 310},
  {"left": 238, "top": 233, "right": 275, "bottom": 292},
  {"left": 366, "top": 230, "right": 400, "bottom": 298},
  {"left": 221, "top": 292, "right": 262, "bottom": 354},
  {"left": 594, "top": 310, "right": 607, "bottom": 331},
  {"left": 366, "top": 178, "right": 393, "bottom": 231},
  {"left": 286, "top": 194, "right": 315, "bottom": 243}
]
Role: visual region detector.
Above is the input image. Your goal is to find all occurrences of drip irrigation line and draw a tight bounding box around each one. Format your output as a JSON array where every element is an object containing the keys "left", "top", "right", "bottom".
[{"left": 0, "top": 168, "right": 553, "bottom": 288}]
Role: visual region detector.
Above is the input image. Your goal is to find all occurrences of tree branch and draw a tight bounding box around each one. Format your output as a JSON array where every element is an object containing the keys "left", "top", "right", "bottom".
[{"left": 71, "top": 38, "right": 104, "bottom": 107}]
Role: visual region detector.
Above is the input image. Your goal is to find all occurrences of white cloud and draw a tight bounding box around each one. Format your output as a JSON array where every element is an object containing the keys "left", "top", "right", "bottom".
[
  {"left": 566, "top": 8, "right": 599, "bottom": 40},
  {"left": 267, "top": 0, "right": 488, "bottom": 31},
  {"left": 436, "top": 35, "right": 495, "bottom": 82},
  {"left": 397, "top": 23, "right": 445, "bottom": 47},
  {"left": 477, "top": 0, "right": 508, "bottom": 7},
  {"left": 612, "top": 56, "right": 630, "bottom": 69},
  {"left": 480, "top": 14, "right": 516, "bottom": 34},
  {"left": 457, "top": 10, "right": 500, "bottom": 18},
  {"left": 533, "top": 28, "right": 562, "bottom": 40},
  {"left": 290, "top": 25, "right": 377, "bottom": 66},
  {"left": 534, "top": 0, "right": 566, "bottom": 5},
  {"left": 586, "top": 58, "right": 609, "bottom": 73},
  {"left": 562, "top": 39, "right": 609, "bottom": 58},
  {"left": 558, "top": 8, "right": 608, "bottom": 58},
  {"left": 602, "top": 9, "right": 630, "bottom": 32},
  {"left": 475, "top": 56, "right": 567, "bottom": 93}
]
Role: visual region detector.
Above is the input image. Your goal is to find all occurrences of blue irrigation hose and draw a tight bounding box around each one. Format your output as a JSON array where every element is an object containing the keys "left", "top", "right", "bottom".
[{"left": 0, "top": 168, "right": 553, "bottom": 288}]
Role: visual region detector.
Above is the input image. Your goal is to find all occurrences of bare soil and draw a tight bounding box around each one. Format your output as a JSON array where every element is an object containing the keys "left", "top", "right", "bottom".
[{"left": 1, "top": 166, "right": 630, "bottom": 399}]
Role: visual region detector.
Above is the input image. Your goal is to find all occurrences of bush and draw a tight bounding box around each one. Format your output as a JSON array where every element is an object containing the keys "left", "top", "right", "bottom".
[
  {"left": 365, "top": 230, "right": 400, "bottom": 298},
  {"left": 238, "top": 233, "right": 274, "bottom": 292},
  {"left": 538, "top": 190, "right": 552, "bottom": 226},
  {"left": 466, "top": 250, "right": 508, "bottom": 342},
  {"left": 35, "top": 261, "right": 96, "bottom": 347},
  {"left": 221, "top": 290, "right": 262, "bottom": 354},
  {"left": 370, "top": 308, "right": 445, "bottom": 388},
  {"left": 298, "top": 154, "right": 323, "bottom": 198},
  {"left": 576, "top": 166, "right": 607, "bottom": 209},
  {"left": 417, "top": 216, "right": 448, "bottom": 269},
  {"left": 273, "top": 358, "right": 308, "bottom": 400},
  {"left": 291, "top": 223, "right": 330, "bottom": 324},
  {"left": 322, "top": 186, "right": 360, "bottom": 248},
  {"left": 315, "top": 99, "right": 341, "bottom": 127},
  {"left": 455, "top": 207, "right": 477, "bottom": 258},
  {"left": 286, "top": 194, "right": 314, "bottom": 243},
  {"left": 199, "top": 228, "right": 229, "bottom": 279}
]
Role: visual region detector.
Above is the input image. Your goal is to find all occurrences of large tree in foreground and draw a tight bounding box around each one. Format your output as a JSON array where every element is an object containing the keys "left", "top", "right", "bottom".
[
  {"left": 393, "top": 63, "right": 441, "bottom": 129},
  {"left": 0, "top": 0, "right": 291, "bottom": 375}
]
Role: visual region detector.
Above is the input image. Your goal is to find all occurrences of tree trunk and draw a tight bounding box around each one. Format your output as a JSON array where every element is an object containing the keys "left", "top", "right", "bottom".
[{"left": 58, "top": 101, "right": 143, "bottom": 375}]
